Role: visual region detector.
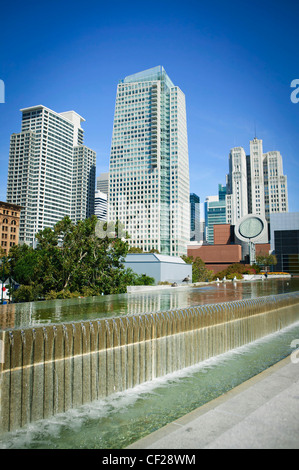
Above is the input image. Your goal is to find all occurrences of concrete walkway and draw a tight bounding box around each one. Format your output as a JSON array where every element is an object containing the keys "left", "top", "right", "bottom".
[{"left": 127, "top": 355, "right": 299, "bottom": 449}]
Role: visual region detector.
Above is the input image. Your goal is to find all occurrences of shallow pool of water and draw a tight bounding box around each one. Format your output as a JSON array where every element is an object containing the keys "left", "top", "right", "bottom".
[{"left": 1, "top": 278, "right": 298, "bottom": 330}]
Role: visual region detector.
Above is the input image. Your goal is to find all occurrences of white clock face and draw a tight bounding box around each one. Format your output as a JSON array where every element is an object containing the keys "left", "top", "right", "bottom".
[{"left": 239, "top": 217, "right": 263, "bottom": 239}]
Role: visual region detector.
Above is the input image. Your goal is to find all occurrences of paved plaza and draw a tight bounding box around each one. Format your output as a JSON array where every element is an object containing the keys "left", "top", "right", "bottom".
[{"left": 127, "top": 355, "right": 299, "bottom": 449}]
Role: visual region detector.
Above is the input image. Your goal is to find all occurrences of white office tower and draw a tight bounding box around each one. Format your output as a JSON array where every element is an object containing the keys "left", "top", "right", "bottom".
[
  {"left": 264, "top": 152, "right": 289, "bottom": 220},
  {"left": 248, "top": 138, "right": 288, "bottom": 222},
  {"left": 97, "top": 172, "right": 109, "bottom": 194},
  {"left": 108, "top": 66, "right": 190, "bottom": 256},
  {"left": 7, "top": 105, "right": 96, "bottom": 246},
  {"left": 263, "top": 151, "right": 288, "bottom": 220},
  {"left": 226, "top": 146, "right": 248, "bottom": 225},
  {"left": 94, "top": 190, "right": 108, "bottom": 221},
  {"left": 225, "top": 137, "right": 288, "bottom": 226},
  {"left": 248, "top": 137, "right": 266, "bottom": 218}
]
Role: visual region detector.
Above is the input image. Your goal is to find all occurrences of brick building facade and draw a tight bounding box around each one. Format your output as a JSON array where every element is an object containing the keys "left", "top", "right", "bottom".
[{"left": 0, "top": 201, "right": 22, "bottom": 255}]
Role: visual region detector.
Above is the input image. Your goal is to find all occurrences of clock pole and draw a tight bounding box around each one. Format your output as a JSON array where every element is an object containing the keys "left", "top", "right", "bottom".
[
  {"left": 236, "top": 215, "right": 266, "bottom": 265},
  {"left": 249, "top": 239, "right": 256, "bottom": 265}
]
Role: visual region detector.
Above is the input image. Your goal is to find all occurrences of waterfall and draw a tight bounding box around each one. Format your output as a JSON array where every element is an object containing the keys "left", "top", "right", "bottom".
[{"left": 1, "top": 292, "right": 299, "bottom": 435}]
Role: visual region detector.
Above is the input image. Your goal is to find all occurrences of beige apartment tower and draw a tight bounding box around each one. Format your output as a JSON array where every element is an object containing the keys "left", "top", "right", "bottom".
[{"left": 6, "top": 105, "right": 96, "bottom": 246}]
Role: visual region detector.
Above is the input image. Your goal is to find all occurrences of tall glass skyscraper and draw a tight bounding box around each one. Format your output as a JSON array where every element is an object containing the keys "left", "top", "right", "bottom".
[
  {"left": 190, "top": 193, "right": 200, "bottom": 241},
  {"left": 108, "top": 66, "right": 190, "bottom": 256}
]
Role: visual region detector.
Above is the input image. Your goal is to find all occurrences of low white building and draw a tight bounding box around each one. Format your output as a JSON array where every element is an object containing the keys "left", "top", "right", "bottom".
[{"left": 124, "top": 253, "right": 192, "bottom": 285}]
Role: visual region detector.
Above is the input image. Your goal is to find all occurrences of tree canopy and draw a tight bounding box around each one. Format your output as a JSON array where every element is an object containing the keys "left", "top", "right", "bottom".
[
  {"left": 181, "top": 255, "right": 214, "bottom": 282},
  {"left": 7, "top": 216, "right": 155, "bottom": 302},
  {"left": 256, "top": 254, "right": 277, "bottom": 269}
]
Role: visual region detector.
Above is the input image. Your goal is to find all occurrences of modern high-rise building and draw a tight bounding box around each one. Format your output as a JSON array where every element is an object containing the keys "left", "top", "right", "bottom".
[
  {"left": 96, "top": 172, "right": 109, "bottom": 194},
  {"left": 7, "top": 105, "right": 96, "bottom": 246},
  {"left": 270, "top": 212, "right": 299, "bottom": 275},
  {"left": 248, "top": 137, "right": 266, "bottom": 217},
  {"left": 94, "top": 190, "right": 108, "bottom": 221},
  {"left": 204, "top": 185, "right": 227, "bottom": 244},
  {"left": 72, "top": 145, "right": 96, "bottom": 222},
  {"left": 226, "top": 147, "right": 248, "bottom": 226},
  {"left": 225, "top": 137, "right": 288, "bottom": 225},
  {"left": 108, "top": 66, "right": 190, "bottom": 256},
  {"left": 262, "top": 150, "right": 288, "bottom": 220},
  {"left": 190, "top": 193, "right": 200, "bottom": 242}
]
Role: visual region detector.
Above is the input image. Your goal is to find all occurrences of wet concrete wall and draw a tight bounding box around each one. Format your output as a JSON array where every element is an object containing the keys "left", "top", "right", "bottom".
[{"left": 1, "top": 292, "right": 299, "bottom": 434}]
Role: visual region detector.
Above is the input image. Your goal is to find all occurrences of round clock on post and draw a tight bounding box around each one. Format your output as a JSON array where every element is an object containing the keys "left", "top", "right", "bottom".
[
  {"left": 235, "top": 215, "right": 267, "bottom": 264},
  {"left": 239, "top": 217, "right": 264, "bottom": 240}
]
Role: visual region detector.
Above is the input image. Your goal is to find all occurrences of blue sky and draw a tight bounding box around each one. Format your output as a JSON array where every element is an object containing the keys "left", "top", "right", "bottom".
[{"left": 0, "top": 0, "right": 298, "bottom": 216}]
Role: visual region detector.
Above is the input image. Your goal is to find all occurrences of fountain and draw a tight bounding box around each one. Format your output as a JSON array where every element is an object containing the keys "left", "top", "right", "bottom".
[{"left": 1, "top": 290, "right": 299, "bottom": 436}]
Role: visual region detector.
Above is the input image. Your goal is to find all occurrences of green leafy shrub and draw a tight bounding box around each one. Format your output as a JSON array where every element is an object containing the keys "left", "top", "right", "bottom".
[
  {"left": 45, "top": 289, "right": 81, "bottom": 299},
  {"left": 226, "top": 273, "right": 243, "bottom": 280},
  {"left": 13, "top": 285, "right": 42, "bottom": 303},
  {"left": 214, "top": 263, "right": 256, "bottom": 280},
  {"left": 251, "top": 263, "right": 261, "bottom": 274},
  {"left": 45, "top": 290, "right": 58, "bottom": 300},
  {"left": 81, "top": 286, "right": 99, "bottom": 297},
  {"left": 56, "top": 290, "right": 81, "bottom": 299},
  {"left": 134, "top": 273, "right": 155, "bottom": 286}
]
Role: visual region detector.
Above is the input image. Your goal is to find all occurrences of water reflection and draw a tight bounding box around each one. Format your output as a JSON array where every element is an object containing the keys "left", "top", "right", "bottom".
[{"left": 1, "top": 278, "right": 298, "bottom": 331}]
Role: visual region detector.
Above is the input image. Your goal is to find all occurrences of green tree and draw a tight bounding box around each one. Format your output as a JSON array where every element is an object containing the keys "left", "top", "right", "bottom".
[
  {"left": 128, "top": 247, "right": 144, "bottom": 253},
  {"left": 0, "top": 247, "right": 10, "bottom": 282},
  {"left": 256, "top": 254, "right": 277, "bottom": 271},
  {"left": 49, "top": 216, "right": 130, "bottom": 294},
  {"left": 9, "top": 216, "right": 132, "bottom": 299},
  {"left": 181, "top": 255, "right": 214, "bottom": 282},
  {"left": 8, "top": 244, "right": 39, "bottom": 285}
]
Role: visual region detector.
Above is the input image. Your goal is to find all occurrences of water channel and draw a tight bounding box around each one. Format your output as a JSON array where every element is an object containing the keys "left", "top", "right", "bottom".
[{"left": 0, "top": 278, "right": 299, "bottom": 449}]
